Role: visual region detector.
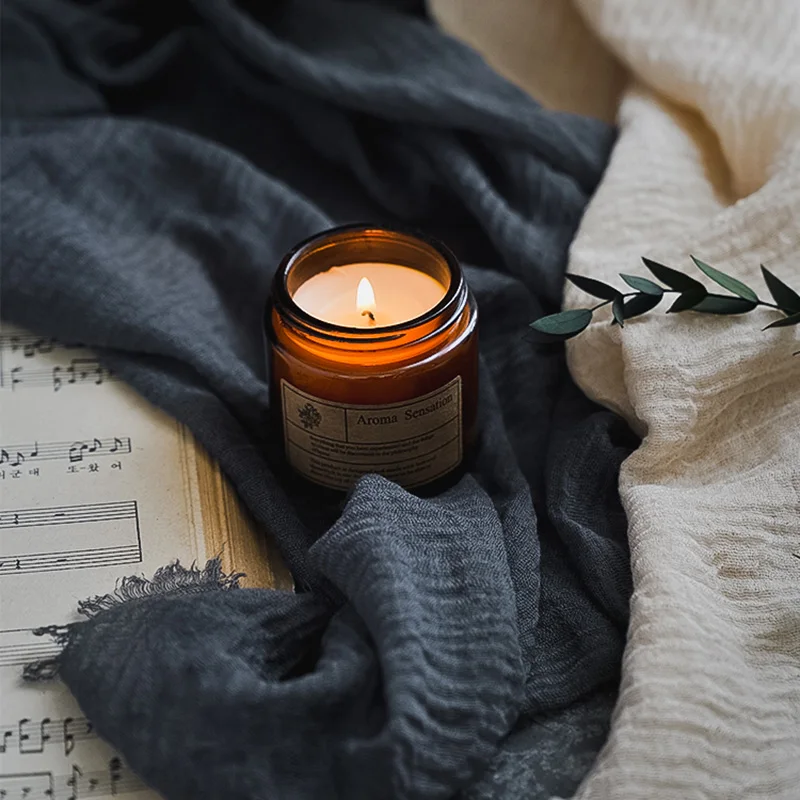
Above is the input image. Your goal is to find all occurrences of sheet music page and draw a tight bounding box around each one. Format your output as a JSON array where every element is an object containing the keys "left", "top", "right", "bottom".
[{"left": 0, "top": 324, "right": 208, "bottom": 799}]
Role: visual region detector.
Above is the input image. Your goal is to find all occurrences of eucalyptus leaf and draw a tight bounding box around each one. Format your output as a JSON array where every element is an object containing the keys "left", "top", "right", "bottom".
[
  {"left": 763, "top": 311, "right": 800, "bottom": 329},
  {"left": 691, "top": 256, "right": 759, "bottom": 303},
  {"left": 668, "top": 287, "right": 707, "bottom": 313},
  {"left": 530, "top": 308, "right": 593, "bottom": 338},
  {"left": 611, "top": 296, "right": 625, "bottom": 327},
  {"left": 761, "top": 265, "right": 800, "bottom": 313},
  {"left": 528, "top": 256, "right": 800, "bottom": 352},
  {"left": 643, "top": 257, "right": 706, "bottom": 293},
  {"left": 566, "top": 274, "right": 621, "bottom": 301},
  {"left": 692, "top": 295, "right": 757, "bottom": 315},
  {"left": 620, "top": 274, "right": 663, "bottom": 296},
  {"left": 623, "top": 293, "right": 662, "bottom": 319}
]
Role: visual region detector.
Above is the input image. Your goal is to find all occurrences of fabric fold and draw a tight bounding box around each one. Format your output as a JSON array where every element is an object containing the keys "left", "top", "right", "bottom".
[
  {"left": 2, "top": 1, "right": 632, "bottom": 798},
  {"left": 432, "top": 1, "right": 800, "bottom": 797},
  {"left": 45, "top": 476, "right": 526, "bottom": 800}
]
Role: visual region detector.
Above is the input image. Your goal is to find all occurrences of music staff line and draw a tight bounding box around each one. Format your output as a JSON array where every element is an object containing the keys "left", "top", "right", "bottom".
[
  {"left": 0, "top": 502, "right": 138, "bottom": 531},
  {"left": 0, "top": 758, "right": 144, "bottom": 799},
  {"left": 1, "top": 716, "right": 94, "bottom": 758},
  {"left": 0, "top": 502, "right": 142, "bottom": 577},
  {"left": 0, "top": 438, "right": 132, "bottom": 468},
  {"left": 0, "top": 635, "right": 61, "bottom": 670},
  {"left": 0, "top": 360, "right": 117, "bottom": 393},
  {"left": 0, "top": 545, "right": 143, "bottom": 578}
]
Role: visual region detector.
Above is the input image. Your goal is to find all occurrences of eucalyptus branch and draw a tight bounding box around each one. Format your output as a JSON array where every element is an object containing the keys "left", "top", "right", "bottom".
[{"left": 531, "top": 257, "right": 800, "bottom": 353}]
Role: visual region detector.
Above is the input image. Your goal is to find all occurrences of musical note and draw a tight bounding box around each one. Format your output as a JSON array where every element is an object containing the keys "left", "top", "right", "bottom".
[
  {"left": 66, "top": 765, "right": 81, "bottom": 800},
  {"left": 18, "top": 719, "right": 44, "bottom": 755},
  {"left": 69, "top": 439, "right": 101, "bottom": 463},
  {"left": 62, "top": 720, "right": 75, "bottom": 758},
  {"left": 0, "top": 760, "right": 144, "bottom": 799},
  {"left": 62, "top": 718, "right": 93, "bottom": 757},
  {"left": 25, "top": 339, "right": 54, "bottom": 358},
  {"left": 0, "top": 772, "right": 53, "bottom": 800},
  {"left": 0, "top": 717, "right": 94, "bottom": 757},
  {"left": 65, "top": 359, "right": 108, "bottom": 388},
  {"left": 0, "top": 438, "right": 131, "bottom": 466},
  {"left": 108, "top": 759, "right": 121, "bottom": 797},
  {"left": 1, "top": 364, "right": 117, "bottom": 393},
  {"left": 0, "top": 324, "right": 205, "bottom": 800},
  {"left": 15, "top": 718, "right": 53, "bottom": 756},
  {"left": 0, "top": 332, "right": 80, "bottom": 356},
  {"left": 4, "top": 335, "right": 56, "bottom": 358},
  {"left": 41, "top": 720, "right": 52, "bottom": 753}
]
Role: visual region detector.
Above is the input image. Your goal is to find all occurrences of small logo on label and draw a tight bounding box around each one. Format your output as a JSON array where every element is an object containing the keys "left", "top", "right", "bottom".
[{"left": 298, "top": 402, "right": 322, "bottom": 430}]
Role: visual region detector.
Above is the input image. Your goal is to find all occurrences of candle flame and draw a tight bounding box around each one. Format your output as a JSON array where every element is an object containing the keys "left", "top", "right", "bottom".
[{"left": 356, "top": 277, "right": 376, "bottom": 314}]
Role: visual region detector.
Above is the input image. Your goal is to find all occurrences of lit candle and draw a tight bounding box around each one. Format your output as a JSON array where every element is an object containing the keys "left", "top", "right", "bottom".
[
  {"left": 356, "top": 277, "right": 376, "bottom": 324},
  {"left": 267, "top": 225, "right": 478, "bottom": 492},
  {"left": 291, "top": 263, "right": 447, "bottom": 328}
]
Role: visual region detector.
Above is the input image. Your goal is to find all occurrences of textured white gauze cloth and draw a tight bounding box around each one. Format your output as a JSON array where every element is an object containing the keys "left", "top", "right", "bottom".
[{"left": 431, "top": 0, "right": 800, "bottom": 797}]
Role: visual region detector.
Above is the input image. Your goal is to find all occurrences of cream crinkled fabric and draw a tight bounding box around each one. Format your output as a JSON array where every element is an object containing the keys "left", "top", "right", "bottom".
[{"left": 431, "top": 0, "right": 800, "bottom": 797}]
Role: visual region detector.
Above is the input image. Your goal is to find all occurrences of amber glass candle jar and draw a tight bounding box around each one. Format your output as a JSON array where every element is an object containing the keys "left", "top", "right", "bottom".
[{"left": 266, "top": 225, "right": 478, "bottom": 492}]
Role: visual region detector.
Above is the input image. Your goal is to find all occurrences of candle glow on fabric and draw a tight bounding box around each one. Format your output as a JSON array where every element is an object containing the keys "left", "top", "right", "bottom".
[{"left": 291, "top": 262, "right": 447, "bottom": 328}]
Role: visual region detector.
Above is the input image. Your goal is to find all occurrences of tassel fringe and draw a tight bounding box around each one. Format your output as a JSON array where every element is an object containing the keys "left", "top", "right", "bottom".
[{"left": 23, "top": 558, "right": 243, "bottom": 682}]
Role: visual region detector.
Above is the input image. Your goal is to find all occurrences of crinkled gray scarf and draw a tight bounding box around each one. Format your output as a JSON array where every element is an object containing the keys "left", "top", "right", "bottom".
[{"left": 1, "top": 1, "right": 634, "bottom": 798}]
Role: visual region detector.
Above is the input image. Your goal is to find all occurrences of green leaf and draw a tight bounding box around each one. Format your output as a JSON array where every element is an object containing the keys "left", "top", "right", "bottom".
[
  {"left": 530, "top": 308, "right": 593, "bottom": 338},
  {"left": 761, "top": 265, "right": 800, "bottom": 313},
  {"left": 566, "top": 274, "right": 621, "bottom": 301},
  {"left": 668, "top": 287, "right": 707, "bottom": 313},
  {"left": 611, "top": 296, "right": 625, "bottom": 327},
  {"left": 642, "top": 257, "right": 706, "bottom": 293},
  {"left": 691, "top": 256, "right": 759, "bottom": 303},
  {"left": 620, "top": 274, "right": 664, "bottom": 296},
  {"left": 692, "top": 295, "right": 757, "bottom": 315},
  {"left": 763, "top": 311, "right": 800, "bottom": 329},
  {"left": 623, "top": 293, "right": 662, "bottom": 319}
]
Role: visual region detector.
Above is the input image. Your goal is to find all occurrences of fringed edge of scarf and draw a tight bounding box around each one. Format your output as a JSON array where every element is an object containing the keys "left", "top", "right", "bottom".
[{"left": 23, "top": 558, "right": 244, "bottom": 682}]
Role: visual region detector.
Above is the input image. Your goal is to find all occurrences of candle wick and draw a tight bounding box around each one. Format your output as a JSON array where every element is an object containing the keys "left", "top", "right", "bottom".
[{"left": 362, "top": 310, "right": 376, "bottom": 323}]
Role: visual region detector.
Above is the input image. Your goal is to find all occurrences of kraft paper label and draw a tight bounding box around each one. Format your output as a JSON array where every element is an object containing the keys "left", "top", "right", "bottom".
[{"left": 281, "top": 377, "right": 462, "bottom": 490}]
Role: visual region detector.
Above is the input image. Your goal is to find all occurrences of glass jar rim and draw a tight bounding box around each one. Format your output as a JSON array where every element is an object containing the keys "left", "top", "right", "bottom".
[{"left": 271, "top": 223, "right": 466, "bottom": 342}]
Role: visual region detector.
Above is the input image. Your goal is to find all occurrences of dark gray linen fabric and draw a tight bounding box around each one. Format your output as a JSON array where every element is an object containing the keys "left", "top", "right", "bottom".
[{"left": 1, "top": 1, "right": 635, "bottom": 798}]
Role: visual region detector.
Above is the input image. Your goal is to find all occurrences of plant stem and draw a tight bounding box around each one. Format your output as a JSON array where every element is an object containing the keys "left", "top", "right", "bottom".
[
  {"left": 590, "top": 292, "right": 638, "bottom": 312},
  {"left": 591, "top": 290, "right": 786, "bottom": 314}
]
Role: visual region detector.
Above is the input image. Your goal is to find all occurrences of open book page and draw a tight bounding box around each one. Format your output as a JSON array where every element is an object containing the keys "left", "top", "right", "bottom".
[{"left": 0, "top": 324, "right": 288, "bottom": 799}]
